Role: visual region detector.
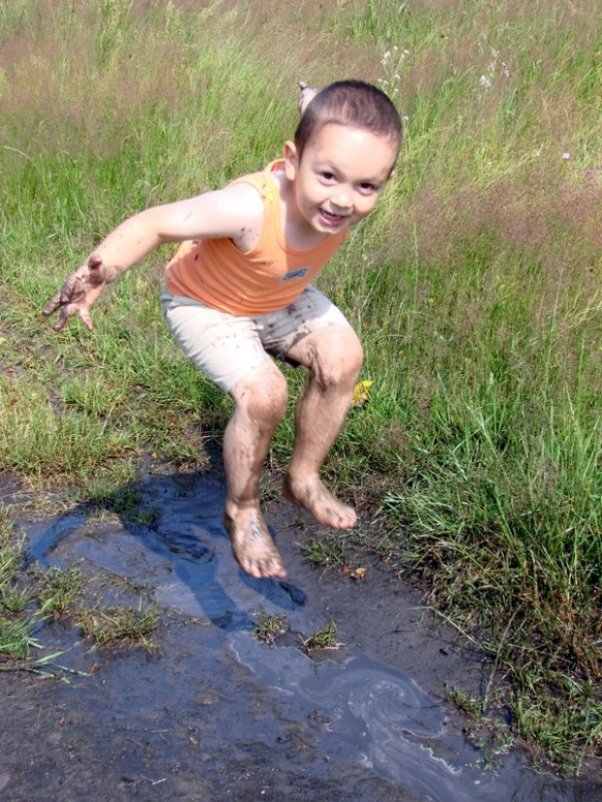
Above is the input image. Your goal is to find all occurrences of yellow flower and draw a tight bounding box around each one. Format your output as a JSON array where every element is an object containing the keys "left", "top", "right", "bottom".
[{"left": 351, "top": 380, "right": 374, "bottom": 408}]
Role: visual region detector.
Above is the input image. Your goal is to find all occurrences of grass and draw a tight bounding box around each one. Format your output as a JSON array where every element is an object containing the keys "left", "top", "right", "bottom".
[
  {"left": 253, "top": 613, "right": 289, "bottom": 646},
  {"left": 0, "top": 509, "right": 36, "bottom": 659},
  {"left": 77, "top": 604, "right": 160, "bottom": 650},
  {"left": 0, "top": 0, "right": 600, "bottom": 774},
  {"left": 302, "top": 534, "right": 347, "bottom": 570},
  {"left": 0, "top": 504, "right": 159, "bottom": 658},
  {"left": 302, "top": 621, "right": 342, "bottom": 653},
  {"left": 37, "top": 566, "right": 83, "bottom": 618}
]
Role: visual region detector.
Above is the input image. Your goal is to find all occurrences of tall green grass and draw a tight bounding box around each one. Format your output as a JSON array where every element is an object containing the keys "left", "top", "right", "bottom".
[{"left": 1, "top": 0, "right": 600, "bottom": 772}]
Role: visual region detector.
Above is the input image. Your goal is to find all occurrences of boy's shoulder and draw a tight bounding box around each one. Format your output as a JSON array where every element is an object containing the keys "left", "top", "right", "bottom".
[
  {"left": 216, "top": 168, "right": 275, "bottom": 252},
  {"left": 216, "top": 175, "right": 266, "bottom": 224},
  {"left": 228, "top": 160, "right": 283, "bottom": 203}
]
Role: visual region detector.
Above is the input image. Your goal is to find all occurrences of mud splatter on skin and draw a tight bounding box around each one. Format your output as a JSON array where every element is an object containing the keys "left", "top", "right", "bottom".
[
  {"left": 222, "top": 379, "right": 289, "bottom": 578},
  {"left": 283, "top": 475, "right": 356, "bottom": 530},
  {"left": 223, "top": 507, "right": 287, "bottom": 579},
  {"left": 287, "top": 324, "right": 312, "bottom": 350}
]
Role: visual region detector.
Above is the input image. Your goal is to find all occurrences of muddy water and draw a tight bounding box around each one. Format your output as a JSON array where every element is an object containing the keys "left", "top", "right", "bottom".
[{"left": 2, "top": 471, "right": 600, "bottom": 802}]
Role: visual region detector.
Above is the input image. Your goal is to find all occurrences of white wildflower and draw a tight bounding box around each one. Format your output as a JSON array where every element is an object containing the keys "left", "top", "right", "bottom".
[{"left": 378, "top": 44, "right": 409, "bottom": 100}]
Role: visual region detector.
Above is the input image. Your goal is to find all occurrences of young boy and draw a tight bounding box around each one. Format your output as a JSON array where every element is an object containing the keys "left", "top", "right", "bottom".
[{"left": 43, "top": 80, "right": 403, "bottom": 581}]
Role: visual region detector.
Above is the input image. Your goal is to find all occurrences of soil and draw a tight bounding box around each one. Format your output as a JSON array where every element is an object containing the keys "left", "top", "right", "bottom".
[{"left": 1, "top": 469, "right": 600, "bottom": 802}]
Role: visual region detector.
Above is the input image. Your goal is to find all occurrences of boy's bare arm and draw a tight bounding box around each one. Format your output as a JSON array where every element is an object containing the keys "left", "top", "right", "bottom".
[
  {"left": 298, "top": 81, "right": 318, "bottom": 116},
  {"left": 43, "top": 183, "right": 263, "bottom": 331},
  {"left": 45, "top": 80, "right": 316, "bottom": 332}
]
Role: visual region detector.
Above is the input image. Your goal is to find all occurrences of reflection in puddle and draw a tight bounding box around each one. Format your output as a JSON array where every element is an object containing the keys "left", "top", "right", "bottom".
[
  {"left": 23, "top": 472, "right": 600, "bottom": 802},
  {"left": 232, "top": 637, "right": 600, "bottom": 802}
]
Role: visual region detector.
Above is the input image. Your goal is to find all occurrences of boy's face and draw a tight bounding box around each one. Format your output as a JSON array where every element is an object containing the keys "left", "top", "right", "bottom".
[{"left": 284, "top": 123, "right": 397, "bottom": 236}]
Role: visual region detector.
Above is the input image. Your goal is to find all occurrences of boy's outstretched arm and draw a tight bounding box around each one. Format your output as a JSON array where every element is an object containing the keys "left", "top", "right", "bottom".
[
  {"left": 297, "top": 80, "right": 318, "bottom": 116},
  {"left": 45, "top": 81, "right": 314, "bottom": 332},
  {"left": 43, "top": 206, "right": 178, "bottom": 332},
  {"left": 43, "top": 184, "right": 263, "bottom": 331}
]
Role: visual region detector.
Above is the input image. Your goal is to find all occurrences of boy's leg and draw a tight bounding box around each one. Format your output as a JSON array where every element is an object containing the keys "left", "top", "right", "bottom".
[
  {"left": 282, "top": 324, "right": 363, "bottom": 529},
  {"left": 224, "top": 361, "right": 289, "bottom": 579},
  {"left": 162, "top": 291, "right": 289, "bottom": 579}
]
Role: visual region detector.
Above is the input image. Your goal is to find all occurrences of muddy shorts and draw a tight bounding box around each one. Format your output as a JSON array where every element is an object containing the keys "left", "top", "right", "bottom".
[{"left": 161, "top": 286, "right": 353, "bottom": 393}]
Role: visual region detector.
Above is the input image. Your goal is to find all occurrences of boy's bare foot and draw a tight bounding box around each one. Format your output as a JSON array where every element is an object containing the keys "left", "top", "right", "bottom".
[
  {"left": 223, "top": 505, "right": 287, "bottom": 579},
  {"left": 283, "top": 474, "right": 357, "bottom": 529}
]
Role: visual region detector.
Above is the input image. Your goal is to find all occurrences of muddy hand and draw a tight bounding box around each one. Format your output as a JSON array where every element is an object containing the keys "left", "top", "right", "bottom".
[
  {"left": 42, "top": 254, "right": 109, "bottom": 332},
  {"left": 298, "top": 80, "right": 318, "bottom": 116}
]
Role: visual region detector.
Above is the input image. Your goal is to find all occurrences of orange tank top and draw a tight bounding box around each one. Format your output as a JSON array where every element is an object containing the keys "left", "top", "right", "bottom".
[{"left": 164, "top": 160, "right": 348, "bottom": 316}]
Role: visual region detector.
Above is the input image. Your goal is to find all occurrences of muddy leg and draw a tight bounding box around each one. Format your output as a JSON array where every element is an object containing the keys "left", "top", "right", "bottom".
[
  {"left": 283, "top": 326, "right": 363, "bottom": 529},
  {"left": 224, "top": 362, "right": 289, "bottom": 579}
]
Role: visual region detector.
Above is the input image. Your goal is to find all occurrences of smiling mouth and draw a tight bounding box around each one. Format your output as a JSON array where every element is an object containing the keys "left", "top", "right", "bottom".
[{"left": 319, "top": 208, "right": 350, "bottom": 226}]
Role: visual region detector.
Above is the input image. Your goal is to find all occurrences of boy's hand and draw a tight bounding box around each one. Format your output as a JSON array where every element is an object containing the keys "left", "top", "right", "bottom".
[
  {"left": 42, "top": 254, "right": 110, "bottom": 332},
  {"left": 298, "top": 81, "right": 318, "bottom": 116}
]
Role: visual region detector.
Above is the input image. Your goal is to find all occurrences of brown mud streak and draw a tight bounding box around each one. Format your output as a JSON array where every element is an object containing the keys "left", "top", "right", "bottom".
[{"left": 223, "top": 507, "right": 287, "bottom": 579}]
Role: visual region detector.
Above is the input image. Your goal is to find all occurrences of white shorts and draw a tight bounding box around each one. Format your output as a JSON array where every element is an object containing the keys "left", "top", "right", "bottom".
[{"left": 161, "top": 286, "right": 353, "bottom": 393}]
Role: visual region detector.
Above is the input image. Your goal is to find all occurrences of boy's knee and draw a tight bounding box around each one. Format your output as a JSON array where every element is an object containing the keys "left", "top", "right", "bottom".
[
  {"left": 234, "top": 365, "right": 288, "bottom": 424},
  {"left": 312, "top": 328, "right": 364, "bottom": 388},
  {"left": 344, "top": 331, "right": 364, "bottom": 374}
]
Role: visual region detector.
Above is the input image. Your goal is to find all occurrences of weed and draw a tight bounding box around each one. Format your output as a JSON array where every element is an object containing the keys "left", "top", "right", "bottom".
[
  {"left": 448, "top": 686, "right": 483, "bottom": 719},
  {"left": 0, "top": 509, "right": 37, "bottom": 656},
  {"left": 378, "top": 45, "right": 410, "bottom": 103},
  {"left": 77, "top": 603, "right": 160, "bottom": 650},
  {"left": 0, "top": 616, "right": 41, "bottom": 660},
  {"left": 302, "top": 535, "right": 346, "bottom": 570},
  {"left": 302, "top": 621, "right": 343, "bottom": 653},
  {"left": 253, "top": 613, "right": 289, "bottom": 645},
  {"left": 128, "top": 506, "right": 160, "bottom": 527},
  {"left": 0, "top": 584, "right": 31, "bottom": 614},
  {"left": 37, "top": 566, "right": 83, "bottom": 619}
]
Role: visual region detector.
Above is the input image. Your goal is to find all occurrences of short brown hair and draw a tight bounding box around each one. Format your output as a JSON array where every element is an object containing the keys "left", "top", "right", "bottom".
[{"left": 294, "top": 79, "right": 403, "bottom": 158}]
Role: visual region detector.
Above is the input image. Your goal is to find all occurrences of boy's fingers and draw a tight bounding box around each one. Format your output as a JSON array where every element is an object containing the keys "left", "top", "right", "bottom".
[
  {"left": 51, "top": 311, "right": 69, "bottom": 332},
  {"left": 48, "top": 301, "right": 92, "bottom": 332},
  {"left": 60, "top": 275, "right": 83, "bottom": 304},
  {"left": 44, "top": 265, "right": 101, "bottom": 330},
  {"left": 79, "top": 309, "right": 94, "bottom": 331},
  {"left": 42, "top": 295, "right": 61, "bottom": 317}
]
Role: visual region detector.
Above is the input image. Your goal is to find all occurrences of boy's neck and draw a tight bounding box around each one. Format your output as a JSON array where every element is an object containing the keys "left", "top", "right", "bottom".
[{"left": 273, "top": 171, "right": 330, "bottom": 250}]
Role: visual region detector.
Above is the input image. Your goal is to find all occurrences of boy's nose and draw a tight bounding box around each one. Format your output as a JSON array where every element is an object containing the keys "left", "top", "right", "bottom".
[{"left": 331, "top": 190, "right": 352, "bottom": 210}]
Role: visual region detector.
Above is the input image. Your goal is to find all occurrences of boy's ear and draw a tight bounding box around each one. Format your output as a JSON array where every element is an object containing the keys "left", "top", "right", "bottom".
[{"left": 283, "top": 140, "right": 299, "bottom": 181}]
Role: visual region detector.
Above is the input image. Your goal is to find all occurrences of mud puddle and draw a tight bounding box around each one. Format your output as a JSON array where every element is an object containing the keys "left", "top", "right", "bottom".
[{"left": 1, "top": 470, "right": 600, "bottom": 801}]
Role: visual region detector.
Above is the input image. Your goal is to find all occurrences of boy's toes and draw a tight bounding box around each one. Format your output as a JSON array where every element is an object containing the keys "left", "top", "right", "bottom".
[
  {"left": 244, "top": 553, "right": 287, "bottom": 580},
  {"left": 224, "top": 508, "right": 287, "bottom": 579},
  {"left": 257, "top": 556, "right": 287, "bottom": 580}
]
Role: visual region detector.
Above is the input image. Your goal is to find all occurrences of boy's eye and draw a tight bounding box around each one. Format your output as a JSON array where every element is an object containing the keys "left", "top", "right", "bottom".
[
  {"left": 359, "top": 182, "right": 377, "bottom": 194},
  {"left": 319, "top": 171, "right": 336, "bottom": 182}
]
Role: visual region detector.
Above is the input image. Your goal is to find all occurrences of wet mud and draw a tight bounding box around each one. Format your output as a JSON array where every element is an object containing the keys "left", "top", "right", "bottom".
[{"left": 1, "top": 470, "right": 600, "bottom": 802}]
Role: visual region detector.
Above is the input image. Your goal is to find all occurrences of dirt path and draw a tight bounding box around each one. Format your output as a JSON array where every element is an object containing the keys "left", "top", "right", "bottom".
[{"left": 1, "top": 470, "right": 599, "bottom": 801}]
